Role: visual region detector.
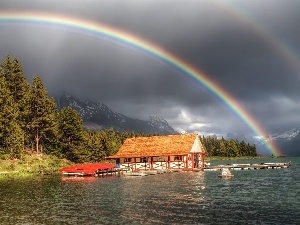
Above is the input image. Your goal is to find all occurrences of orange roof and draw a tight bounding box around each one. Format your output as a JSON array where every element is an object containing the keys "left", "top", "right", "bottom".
[{"left": 107, "top": 134, "right": 205, "bottom": 159}]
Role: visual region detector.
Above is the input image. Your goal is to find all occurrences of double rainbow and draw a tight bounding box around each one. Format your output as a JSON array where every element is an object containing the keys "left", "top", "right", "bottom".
[{"left": 0, "top": 11, "right": 281, "bottom": 155}]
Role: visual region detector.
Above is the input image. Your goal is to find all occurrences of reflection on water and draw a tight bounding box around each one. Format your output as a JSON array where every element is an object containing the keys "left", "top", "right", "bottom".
[{"left": 0, "top": 157, "right": 299, "bottom": 225}]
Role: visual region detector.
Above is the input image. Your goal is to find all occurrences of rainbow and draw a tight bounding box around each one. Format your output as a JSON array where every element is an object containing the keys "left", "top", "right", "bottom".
[
  {"left": 214, "top": 0, "right": 300, "bottom": 74},
  {"left": 0, "top": 11, "right": 281, "bottom": 155}
]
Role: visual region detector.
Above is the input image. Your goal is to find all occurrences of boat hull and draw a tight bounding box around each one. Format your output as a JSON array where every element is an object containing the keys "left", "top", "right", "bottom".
[{"left": 59, "top": 163, "right": 116, "bottom": 176}]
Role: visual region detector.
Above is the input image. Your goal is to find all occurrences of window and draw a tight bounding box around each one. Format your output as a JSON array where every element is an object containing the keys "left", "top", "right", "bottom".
[
  {"left": 124, "top": 158, "right": 131, "bottom": 163},
  {"left": 174, "top": 156, "right": 182, "bottom": 161},
  {"left": 158, "top": 157, "right": 164, "bottom": 162},
  {"left": 141, "top": 157, "right": 147, "bottom": 162}
]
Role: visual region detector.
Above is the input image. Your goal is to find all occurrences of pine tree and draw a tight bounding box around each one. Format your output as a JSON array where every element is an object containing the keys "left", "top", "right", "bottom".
[
  {"left": 0, "top": 55, "right": 29, "bottom": 157},
  {"left": 106, "top": 128, "right": 122, "bottom": 156},
  {"left": 27, "top": 76, "right": 58, "bottom": 153},
  {"left": 0, "top": 77, "right": 12, "bottom": 154},
  {"left": 230, "top": 139, "right": 240, "bottom": 157},
  {"left": 58, "top": 106, "right": 83, "bottom": 160},
  {"left": 0, "top": 55, "right": 12, "bottom": 81},
  {"left": 239, "top": 140, "right": 247, "bottom": 156},
  {"left": 80, "top": 130, "right": 107, "bottom": 162},
  {"left": 0, "top": 76, "right": 24, "bottom": 158},
  {"left": 2, "top": 57, "right": 30, "bottom": 105},
  {"left": 5, "top": 122, "right": 25, "bottom": 159},
  {"left": 219, "top": 138, "right": 227, "bottom": 157},
  {"left": 9, "top": 57, "right": 30, "bottom": 130}
]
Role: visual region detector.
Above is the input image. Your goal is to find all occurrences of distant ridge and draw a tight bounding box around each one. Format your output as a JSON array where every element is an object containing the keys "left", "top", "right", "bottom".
[
  {"left": 225, "top": 129, "right": 300, "bottom": 156},
  {"left": 55, "top": 93, "right": 178, "bottom": 135}
]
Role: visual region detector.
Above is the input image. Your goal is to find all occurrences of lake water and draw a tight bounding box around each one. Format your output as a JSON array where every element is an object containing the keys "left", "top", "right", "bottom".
[{"left": 0, "top": 157, "right": 299, "bottom": 225}]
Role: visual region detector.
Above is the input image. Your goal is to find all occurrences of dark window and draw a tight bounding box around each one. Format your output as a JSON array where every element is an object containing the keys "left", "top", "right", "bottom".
[
  {"left": 125, "top": 158, "right": 131, "bottom": 162},
  {"left": 158, "top": 157, "right": 164, "bottom": 162},
  {"left": 174, "top": 156, "right": 182, "bottom": 161},
  {"left": 141, "top": 157, "right": 147, "bottom": 162}
]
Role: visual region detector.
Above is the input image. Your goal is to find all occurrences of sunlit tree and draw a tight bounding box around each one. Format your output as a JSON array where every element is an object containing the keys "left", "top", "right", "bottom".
[{"left": 27, "top": 76, "right": 58, "bottom": 153}]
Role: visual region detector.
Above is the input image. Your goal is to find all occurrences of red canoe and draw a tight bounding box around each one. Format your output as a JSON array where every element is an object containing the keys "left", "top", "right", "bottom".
[{"left": 59, "top": 163, "right": 116, "bottom": 176}]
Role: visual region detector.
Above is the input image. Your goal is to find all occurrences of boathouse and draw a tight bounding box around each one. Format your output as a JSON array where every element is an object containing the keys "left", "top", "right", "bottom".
[{"left": 106, "top": 134, "right": 206, "bottom": 171}]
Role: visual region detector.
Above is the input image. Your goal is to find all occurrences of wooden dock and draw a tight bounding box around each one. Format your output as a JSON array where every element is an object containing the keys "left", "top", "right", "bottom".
[
  {"left": 203, "top": 162, "right": 291, "bottom": 171},
  {"left": 121, "top": 161, "right": 292, "bottom": 176},
  {"left": 60, "top": 161, "right": 291, "bottom": 178},
  {"left": 59, "top": 163, "right": 121, "bottom": 177},
  {"left": 123, "top": 168, "right": 178, "bottom": 176}
]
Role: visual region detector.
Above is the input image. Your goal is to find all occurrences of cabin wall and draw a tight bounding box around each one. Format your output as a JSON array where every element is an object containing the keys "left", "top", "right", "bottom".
[
  {"left": 152, "top": 162, "right": 168, "bottom": 170},
  {"left": 169, "top": 161, "right": 185, "bottom": 169},
  {"left": 117, "top": 153, "right": 205, "bottom": 171}
]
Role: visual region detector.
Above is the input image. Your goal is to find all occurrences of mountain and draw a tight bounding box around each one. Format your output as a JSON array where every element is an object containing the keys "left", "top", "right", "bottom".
[
  {"left": 264, "top": 129, "right": 300, "bottom": 156},
  {"left": 55, "top": 93, "right": 178, "bottom": 135},
  {"left": 225, "top": 129, "right": 300, "bottom": 156}
]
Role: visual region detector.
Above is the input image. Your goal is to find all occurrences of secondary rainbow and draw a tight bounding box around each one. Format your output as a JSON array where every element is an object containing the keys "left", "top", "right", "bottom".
[
  {"left": 214, "top": 0, "right": 300, "bottom": 75},
  {"left": 0, "top": 11, "right": 281, "bottom": 155}
]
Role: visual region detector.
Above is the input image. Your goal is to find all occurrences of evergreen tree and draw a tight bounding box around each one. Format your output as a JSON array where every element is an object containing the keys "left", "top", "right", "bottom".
[
  {"left": 106, "top": 128, "right": 123, "bottom": 156},
  {"left": 58, "top": 106, "right": 83, "bottom": 160},
  {"left": 1, "top": 56, "right": 30, "bottom": 106},
  {"left": 5, "top": 122, "right": 25, "bottom": 159},
  {"left": 80, "top": 130, "right": 107, "bottom": 162},
  {"left": 227, "top": 139, "right": 240, "bottom": 157},
  {"left": 0, "top": 55, "right": 12, "bottom": 81},
  {"left": 9, "top": 57, "right": 30, "bottom": 129},
  {"left": 239, "top": 140, "right": 247, "bottom": 156},
  {"left": 0, "top": 55, "right": 29, "bottom": 157},
  {"left": 0, "top": 76, "right": 24, "bottom": 158},
  {"left": 219, "top": 138, "right": 227, "bottom": 157},
  {"left": 27, "top": 76, "right": 58, "bottom": 153}
]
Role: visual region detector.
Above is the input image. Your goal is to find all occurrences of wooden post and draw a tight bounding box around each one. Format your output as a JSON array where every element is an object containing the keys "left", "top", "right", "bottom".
[
  {"left": 35, "top": 131, "right": 39, "bottom": 154},
  {"left": 150, "top": 157, "right": 153, "bottom": 170},
  {"left": 185, "top": 155, "right": 188, "bottom": 169},
  {"left": 192, "top": 154, "right": 195, "bottom": 169}
]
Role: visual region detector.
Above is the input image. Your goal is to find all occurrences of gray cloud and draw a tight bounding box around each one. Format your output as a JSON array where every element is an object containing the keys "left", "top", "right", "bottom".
[{"left": 1, "top": 0, "right": 300, "bottom": 137}]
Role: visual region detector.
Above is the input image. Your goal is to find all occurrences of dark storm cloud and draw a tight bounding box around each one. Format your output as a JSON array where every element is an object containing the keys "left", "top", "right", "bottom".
[{"left": 1, "top": 0, "right": 300, "bottom": 136}]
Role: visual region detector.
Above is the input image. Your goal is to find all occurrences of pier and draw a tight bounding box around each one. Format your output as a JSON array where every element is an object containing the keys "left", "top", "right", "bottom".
[
  {"left": 123, "top": 169, "right": 181, "bottom": 176},
  {"left": 203, "top": 162, "right": 291, "bottom": 171},
  {"left": 60, "top": 161, "right": 291, "bottom": 178}
]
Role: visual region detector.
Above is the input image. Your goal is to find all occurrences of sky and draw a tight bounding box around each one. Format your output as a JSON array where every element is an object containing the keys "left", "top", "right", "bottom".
[{"left": 0, "top": 0, "right": 300, "bottom": 138}]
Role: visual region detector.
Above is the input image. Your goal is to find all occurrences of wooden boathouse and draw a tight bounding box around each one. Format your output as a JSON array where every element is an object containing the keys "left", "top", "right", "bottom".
[{"left": 106, "top": 134, "right": 206, "bottom": 171}]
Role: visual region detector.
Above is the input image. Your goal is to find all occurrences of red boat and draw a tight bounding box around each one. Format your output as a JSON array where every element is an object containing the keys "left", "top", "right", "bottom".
[{"left": 59, "top": 163, "right": 117, "bottom": 176}]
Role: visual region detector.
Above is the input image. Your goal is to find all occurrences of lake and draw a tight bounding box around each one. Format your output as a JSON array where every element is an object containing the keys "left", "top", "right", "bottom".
[{"left": 0, "top": 157, "right": 299, "bottom": 225}]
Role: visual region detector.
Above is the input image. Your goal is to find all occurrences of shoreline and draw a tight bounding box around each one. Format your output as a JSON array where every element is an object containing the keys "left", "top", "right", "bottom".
[
  {"left": 1, "top": 154, "right": 293, "bottom": 178},
  {"left": 0, "top": 154, "right": 72, "bottom": 178}
]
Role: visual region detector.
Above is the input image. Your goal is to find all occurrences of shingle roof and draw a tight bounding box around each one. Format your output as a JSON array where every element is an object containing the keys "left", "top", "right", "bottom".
[{"left": 107, "top": 134, "right": 205, "bottom": 158}]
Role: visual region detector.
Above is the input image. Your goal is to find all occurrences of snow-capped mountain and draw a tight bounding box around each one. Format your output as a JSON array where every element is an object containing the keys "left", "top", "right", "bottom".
[
  {"left": 55, "top": 93, "right": 178, "bottom": 135},
  {"left": 147, "top": 115, "right": 177, "bottom": 134},
  {"left": 265, "top": 129, "right": 300, "bottom": 142},
  {"left": 264, "top": 129, "right": 300, "bottom": 156},
  {"left": 225, "top": 129, "right": 300, "bottom": 156}
]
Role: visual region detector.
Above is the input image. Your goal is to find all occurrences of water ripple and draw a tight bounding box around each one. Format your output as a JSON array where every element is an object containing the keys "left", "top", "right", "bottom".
[{"left": 0, "top": 157, "right": 299, "bottom": 224}]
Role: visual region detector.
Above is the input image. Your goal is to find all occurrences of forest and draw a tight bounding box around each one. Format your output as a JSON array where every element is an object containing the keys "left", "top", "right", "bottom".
[{"left": 0, "top": 55, "right": 257, "bottom": 163}]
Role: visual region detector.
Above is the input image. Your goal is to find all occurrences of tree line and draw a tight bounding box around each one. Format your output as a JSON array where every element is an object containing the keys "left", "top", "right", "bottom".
[
  {"left": 0, "top": 55, "right": 256, "bottom": 162},
  {"left": 200, "top": 135, "right": 257, "bottom": 157},
  {"left": 0, "top": 55, "right": 158, "bottom": 162}
]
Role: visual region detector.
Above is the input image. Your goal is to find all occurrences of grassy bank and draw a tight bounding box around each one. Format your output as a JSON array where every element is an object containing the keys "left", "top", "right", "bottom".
[{"left": 0, "top": 154, "right": 73, "bottom": 178}]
